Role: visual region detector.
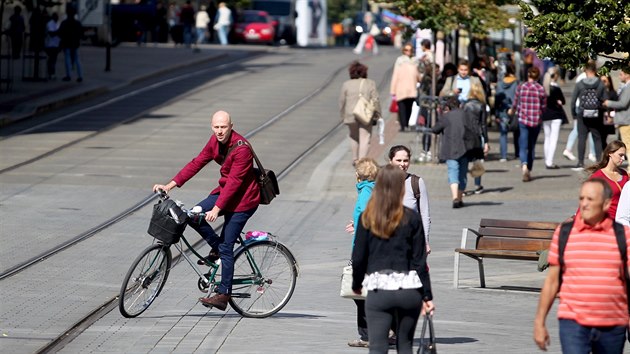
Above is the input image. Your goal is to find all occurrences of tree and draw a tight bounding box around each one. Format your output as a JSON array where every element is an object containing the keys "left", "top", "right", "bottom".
[
  {"left": 395, "top": 0, "right": 514, "bottom": 38},
  {"left": 521, "top": 0, "right": 630, "bottom": 71}
]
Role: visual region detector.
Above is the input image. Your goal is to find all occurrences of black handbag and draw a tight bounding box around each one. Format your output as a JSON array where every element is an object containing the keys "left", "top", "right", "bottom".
[
  {"left": 417, "top": 314, "right": 437, "bottom": 354},
  {"left": 226, "top": 140, "right": 280, "bottom": 205}
]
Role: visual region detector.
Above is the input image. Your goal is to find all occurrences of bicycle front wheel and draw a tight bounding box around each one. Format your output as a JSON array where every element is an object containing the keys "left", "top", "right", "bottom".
[
  {"left": 119, "top": 244, "right": 172, "bottom": 318},
  {"left": 229, "top": 240, "right": 298, "bottom": 318}
]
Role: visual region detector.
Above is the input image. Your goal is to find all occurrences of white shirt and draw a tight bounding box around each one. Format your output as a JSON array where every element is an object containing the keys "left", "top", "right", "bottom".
[
  {"left": 196, "top": 11, "right": 210, "bottom": 28},
  {"left": 616, "top": 183, "right": 630, "bottom": 226},
  {"left": 403, "top": 175, "right": 431, "bottom": 244}
]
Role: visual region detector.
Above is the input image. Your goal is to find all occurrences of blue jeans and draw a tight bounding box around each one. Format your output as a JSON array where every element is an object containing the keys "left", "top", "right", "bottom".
[
  {"left": 446, "top": 156, "right": 468, "bottom": 191},
  {"left": 217, "top": 25, "right": 229, "bottom": 45},
  {"left": 63, "top": 48, "right": 82, "bottom": 79},
  {"left": 518, "top": 123, "right": 541, "bottom": 171},
  {"left": 498, "top": 115, "right": 509, "bottom": 160},
  {"left": 196, "top": 27, "right": 206, "bottom": 44},
  {"left": 559, "top": 319, "right": 626, "bottom": 354},
  {"left": 188, "top": 194, "right": 257, "bottom": 295}
]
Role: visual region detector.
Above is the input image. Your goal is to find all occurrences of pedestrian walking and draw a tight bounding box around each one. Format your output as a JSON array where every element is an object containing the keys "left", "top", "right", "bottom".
[
  {"left": 463, "top": 82, "right": 490, "bottom": 193},
  {"left": 214, "top": 2, "right": 232, "bottom": 45},
  {"left": 510, "top": 66, "right": 546, "bottom": 182},
  {"left": 388, "top": 145, "right": 431, "bottom": 252},
  {"left": 44, "top": 13, "right": 61, "bottom": 80},
  {"left": 603, "top": 66, "right": 630, "bottom": 162},
  {"left": 562, "top": 65, "right": 597, "bottom": 163},
  {"left": 179, "top": 0, "right": 195, "bottom": 47},
  {"left": 541, "top": 67, "right": 568, "bottom": 169},
  {"left": 58, "top": 7, "right": 83, "bottom": 82},
  {"left": 339, "top": 61, "right": 381, "bottom": 165},
  {"left": 345, "top": 157, "right": 379, "bottom": 348},
  {"left": 195, "top": 5, "right": 210, "bottom": 45},
  {"left": 571, "top": 61, "right": 607, "bottom": 170},
  {"left": 7, "top": 6, "right": 25, "bottom": 59},
  {"left": 439, "top": 60, "right": 485, "bottom": 106},
  {"left": 152, "top": 111, "right": 260, "bottom": 311},
  {"left": 534, "top": 178, "right": 630, "bottom": 353},
  {"left": 432, "top": 98, "right": 470, "bottom": 208},
  {"left": 352, "top": 12, "right": 378, "bottom": 55},
  {"left": 494, "top": 63, "right": 519, "bottom": 161},
  {"left": 390, "top": 45, "right": 420, "bottom": 132},
  {"left": 351, "top": 164, "right": 434, "bottom": 354}
]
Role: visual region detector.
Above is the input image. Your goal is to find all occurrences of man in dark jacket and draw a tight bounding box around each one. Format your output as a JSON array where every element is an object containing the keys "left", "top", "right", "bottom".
[
  {"left": 571, "top": 61, "right": 606, "bottom": 169},
  {"left": 58, "top": 7, "right": 83, "bottom": 82},
  {"left": 153, "top": 110, "right": 260, "bottom": 311}
]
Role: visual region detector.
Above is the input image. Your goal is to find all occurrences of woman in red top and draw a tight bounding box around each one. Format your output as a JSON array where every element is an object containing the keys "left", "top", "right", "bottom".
[{"left": 586, "top": 140, "right": 628, "bottom": 218}]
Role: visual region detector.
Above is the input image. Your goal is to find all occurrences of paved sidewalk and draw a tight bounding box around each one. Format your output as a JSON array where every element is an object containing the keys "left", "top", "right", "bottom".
[{"left": 0, "top": 43, "right": 260, "bottom": 126}]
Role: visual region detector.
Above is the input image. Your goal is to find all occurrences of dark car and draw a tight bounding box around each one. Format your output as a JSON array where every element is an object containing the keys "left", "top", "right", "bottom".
[{"left": 350, "top": 12, "right": 393, "bottom": 46}]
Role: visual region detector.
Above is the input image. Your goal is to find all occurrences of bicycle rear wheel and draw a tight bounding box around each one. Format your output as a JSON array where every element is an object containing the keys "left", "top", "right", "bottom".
[
  {"left": 229, "top": 240, "right": 298, "bottom": 318},
  {"left": 119, "top": 244, "right": 172, "bottom": 318}
]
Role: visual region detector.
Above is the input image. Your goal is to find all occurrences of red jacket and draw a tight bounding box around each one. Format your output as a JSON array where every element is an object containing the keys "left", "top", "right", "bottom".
[{"left": 172, "top": 131, "right": 260, "bottom": 212}]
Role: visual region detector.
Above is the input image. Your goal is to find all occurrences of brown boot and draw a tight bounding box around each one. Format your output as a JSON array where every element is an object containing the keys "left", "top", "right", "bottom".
[{"left": 199, "top": 293, "right": 230, "bottom": 311}]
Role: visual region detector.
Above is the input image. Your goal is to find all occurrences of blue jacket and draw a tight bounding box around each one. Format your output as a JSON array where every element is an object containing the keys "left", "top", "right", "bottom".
[{"left": 352, "top": 180, "right": 374, "bottom": 247}]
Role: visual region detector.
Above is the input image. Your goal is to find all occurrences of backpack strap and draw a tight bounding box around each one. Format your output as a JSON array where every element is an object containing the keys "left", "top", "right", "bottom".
[
  {"left": 410, "top": 174, "right": 421, "bottom": 213},
  {"left": 557, "top": 220, "right": 574, "bottom": 290}
]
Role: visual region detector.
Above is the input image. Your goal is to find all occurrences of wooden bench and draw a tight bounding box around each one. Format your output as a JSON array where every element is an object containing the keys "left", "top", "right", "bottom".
[{"left": 453, "top": 218, "right": 559, "bottom": 288}]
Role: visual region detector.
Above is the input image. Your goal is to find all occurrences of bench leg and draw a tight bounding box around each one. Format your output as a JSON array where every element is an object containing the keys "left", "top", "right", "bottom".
[
  {"left": 453, "top": 251, "right": 460, "bottom": 288},
  {"left": 477, "top": 258, "right": 485, "bottom": 288}
]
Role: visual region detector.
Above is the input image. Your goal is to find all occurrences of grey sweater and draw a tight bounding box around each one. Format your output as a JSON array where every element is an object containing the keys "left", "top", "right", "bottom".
[{"left": 608, "top": 84, "right": 630, "bottom": 126}]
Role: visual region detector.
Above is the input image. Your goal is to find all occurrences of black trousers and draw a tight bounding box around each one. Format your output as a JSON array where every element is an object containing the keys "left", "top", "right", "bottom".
[
  {"left": 397, "top": 98, "right": 415, "bottom": 131},
  {"left": 577, "top": 116, "right": 606, "bottom": 164}
]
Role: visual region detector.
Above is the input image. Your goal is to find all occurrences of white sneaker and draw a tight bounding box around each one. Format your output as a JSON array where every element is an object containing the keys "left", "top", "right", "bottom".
[
  {"left": 499, "top": 158, "right": 507, "bottom": 162},
  {"left": 563, "top": 150, "right": 576, "bottom": 161},
  {"left": 588, "top": 153, "right": 596, "bottom": 162}
]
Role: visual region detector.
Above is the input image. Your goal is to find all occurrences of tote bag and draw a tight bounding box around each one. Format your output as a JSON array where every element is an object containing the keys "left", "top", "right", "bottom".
[
  {"left": 340, "top": 265, "right": 367, "bottom": 300},
  {"left": 353, "top": 79, "right": 377, "bottom": 125}
]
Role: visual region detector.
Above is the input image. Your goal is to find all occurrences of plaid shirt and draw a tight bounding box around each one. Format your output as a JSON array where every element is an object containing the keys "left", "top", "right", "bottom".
[{"left": 514, "top": 81, "right": 546, "bottom": 127}]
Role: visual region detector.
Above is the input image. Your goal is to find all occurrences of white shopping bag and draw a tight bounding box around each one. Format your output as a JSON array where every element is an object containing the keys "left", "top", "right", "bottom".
[{"left": 408, "top": 101, "right": 420, "bottom": 127}]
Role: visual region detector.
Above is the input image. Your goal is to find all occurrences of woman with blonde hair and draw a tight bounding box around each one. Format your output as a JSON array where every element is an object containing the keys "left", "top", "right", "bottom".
[
  {"left": 463, "top": 81, "right": 489, "bottom": 193},
  {"left": 352, "top": 165, "right": 434, "bottom": 353},
  {"left": 345, "top": 157, "right": 379, "bottom": 348}
]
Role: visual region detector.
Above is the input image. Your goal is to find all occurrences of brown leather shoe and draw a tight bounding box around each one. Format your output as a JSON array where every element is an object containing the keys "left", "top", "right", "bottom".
[{"left": 199, "top": 293, "right": 230, "bottom": 311}]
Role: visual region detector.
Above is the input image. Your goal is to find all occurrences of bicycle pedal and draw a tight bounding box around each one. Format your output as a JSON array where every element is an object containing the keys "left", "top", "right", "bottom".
[{"left": 230, "top": 293, "right": 251, "bottom": 299}]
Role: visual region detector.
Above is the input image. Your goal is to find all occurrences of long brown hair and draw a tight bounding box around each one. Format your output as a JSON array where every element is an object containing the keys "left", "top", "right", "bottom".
[
  {"left": 360, "top": 165, "right": 406, "bottom": 239},
  {"left": 585, "top": 140, "right": 627, "bottom": 174}
]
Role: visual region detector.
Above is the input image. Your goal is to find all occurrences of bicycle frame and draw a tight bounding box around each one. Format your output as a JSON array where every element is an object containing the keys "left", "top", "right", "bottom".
[{"left": 172, "top": 233, "right": 279, "bottom": 295}]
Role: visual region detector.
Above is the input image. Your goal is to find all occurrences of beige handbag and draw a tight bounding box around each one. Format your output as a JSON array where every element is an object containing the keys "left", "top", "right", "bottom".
[
  {"left": 340, "top": 264, "right": 367, "bottom": 300},
  {"left": 353, "top": 79, "right": 377, "bottom": 125}
]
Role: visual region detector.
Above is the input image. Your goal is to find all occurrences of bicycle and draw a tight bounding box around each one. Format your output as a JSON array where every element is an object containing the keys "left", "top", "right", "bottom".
[{"left": 118, "top": 192, "right": 299, "bottom": 319}]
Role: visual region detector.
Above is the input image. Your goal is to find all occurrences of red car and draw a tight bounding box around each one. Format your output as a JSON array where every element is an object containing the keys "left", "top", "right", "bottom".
[{"left": 233, "top": 10, "right": 276, "bottom": 45}]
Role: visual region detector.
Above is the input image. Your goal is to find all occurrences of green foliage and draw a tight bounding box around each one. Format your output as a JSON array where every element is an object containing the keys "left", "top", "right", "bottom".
[
  {"left": 328, "top": 0, "right": 360, "bottom": 23},
  {"left": 521, "top": 0, "right": 630, "bottom": 71},
  {"left": 395, "top": 0, "right": 514, "bottom": 38}
]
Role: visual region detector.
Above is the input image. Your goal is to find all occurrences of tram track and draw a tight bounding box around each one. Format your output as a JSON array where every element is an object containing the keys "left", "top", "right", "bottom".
[{"left": 1, "top": 50, "right": 394, "bottom": 353}]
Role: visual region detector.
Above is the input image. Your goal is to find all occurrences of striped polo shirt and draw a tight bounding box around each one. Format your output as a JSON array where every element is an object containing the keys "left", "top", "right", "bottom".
[{"left": 548, "top": 217, "right": 630, "bottom": 327}]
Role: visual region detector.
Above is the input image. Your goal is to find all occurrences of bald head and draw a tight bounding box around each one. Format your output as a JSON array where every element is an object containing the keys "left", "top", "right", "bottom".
[{"left": 211, "top": 110, "right": 233, "bottom": 144}]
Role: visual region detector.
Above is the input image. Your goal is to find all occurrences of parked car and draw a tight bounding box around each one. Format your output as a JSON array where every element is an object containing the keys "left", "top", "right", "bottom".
[{"left": 232, "top": 10, "right": 277, "bottom": 45}]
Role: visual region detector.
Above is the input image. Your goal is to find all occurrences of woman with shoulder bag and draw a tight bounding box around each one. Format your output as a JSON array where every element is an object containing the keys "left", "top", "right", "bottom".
[
  {"left": 352, "top": 165, "right": 434, "bottom": 354},
  {"left": 339, "top": 61, "right": 382, "bottom": 166}
]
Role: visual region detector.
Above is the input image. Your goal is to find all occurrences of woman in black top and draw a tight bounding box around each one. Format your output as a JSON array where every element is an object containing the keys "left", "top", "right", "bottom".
[
  {"left": 352, "top": 165, "right": 434, "bottom": 354},
  {"left": 541, "top": 67, "right": 568, "bottom": 169}
]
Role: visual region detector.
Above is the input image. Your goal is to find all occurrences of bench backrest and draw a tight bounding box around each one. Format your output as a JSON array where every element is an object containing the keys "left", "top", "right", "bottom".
[{"left": 476, "top": 218, "right": 559, "bottom": 252}]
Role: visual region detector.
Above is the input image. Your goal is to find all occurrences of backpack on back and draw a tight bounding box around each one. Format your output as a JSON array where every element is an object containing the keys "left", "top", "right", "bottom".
[{"left": 578, "top": 87, "right": 600, "bottom": 118}]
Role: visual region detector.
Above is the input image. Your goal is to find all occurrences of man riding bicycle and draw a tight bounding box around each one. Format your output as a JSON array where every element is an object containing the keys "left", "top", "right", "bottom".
[{"left": 153, "top": 110, "right": 260, "bottom": 310}]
